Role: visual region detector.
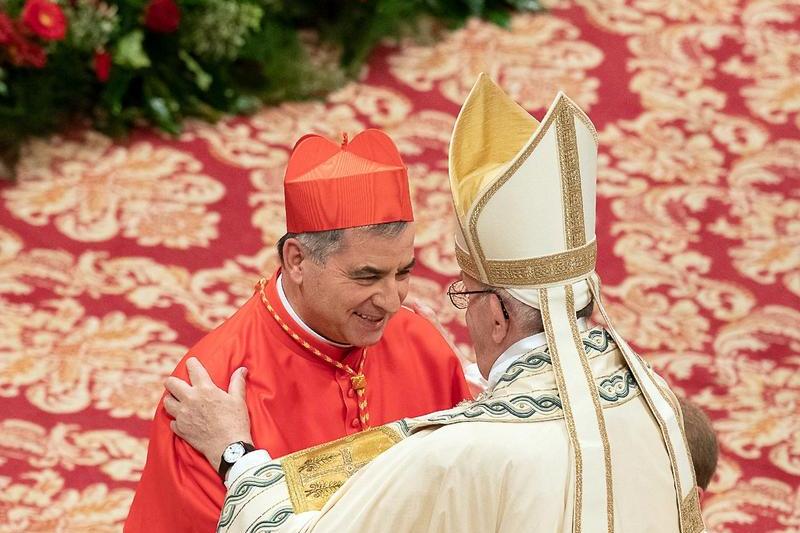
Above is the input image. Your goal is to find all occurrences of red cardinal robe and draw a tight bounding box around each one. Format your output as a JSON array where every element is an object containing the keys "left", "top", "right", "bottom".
[{"left": 125, "top": 270, "right": 470, "bottom": 532}]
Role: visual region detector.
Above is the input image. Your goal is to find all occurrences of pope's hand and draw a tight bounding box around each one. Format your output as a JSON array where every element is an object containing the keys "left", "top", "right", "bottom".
[{"left": 164, "top": 357, "right": 252, "bottom": 472}]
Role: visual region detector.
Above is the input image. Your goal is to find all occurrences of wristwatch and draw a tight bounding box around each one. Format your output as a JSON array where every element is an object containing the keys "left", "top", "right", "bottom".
[{"left": 218, "top": 441, "right": 255, "bottom": 480}]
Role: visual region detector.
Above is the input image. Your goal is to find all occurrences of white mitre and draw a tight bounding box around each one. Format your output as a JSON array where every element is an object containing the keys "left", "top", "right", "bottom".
[
  {"left": 449, "top": 74, "right": 705, "bottom": 533},
  {"left": 450, "top": 73, "right": 596, "bottom": 309}
]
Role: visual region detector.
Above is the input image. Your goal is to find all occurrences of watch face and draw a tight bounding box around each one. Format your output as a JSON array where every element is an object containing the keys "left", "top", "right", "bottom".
[{"left": 223, "top": 443, "right": 246, "bottom": 464}]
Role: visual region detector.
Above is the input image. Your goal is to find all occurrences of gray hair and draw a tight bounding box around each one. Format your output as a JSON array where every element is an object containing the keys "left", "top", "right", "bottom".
[
  {"left": 477, "top": 283, "right": 593, "bottom": 336},
  {"left": 277, "top": 221, "right": 409, "bottom": 265}
]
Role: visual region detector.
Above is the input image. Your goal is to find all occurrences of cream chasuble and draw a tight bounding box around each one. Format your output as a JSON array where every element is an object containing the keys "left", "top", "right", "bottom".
[{"left": 217, "top": 328, "right": 698, "bottom": 533}]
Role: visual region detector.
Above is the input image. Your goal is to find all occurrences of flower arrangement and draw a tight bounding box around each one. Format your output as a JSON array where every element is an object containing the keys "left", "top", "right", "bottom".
[{"left": 0, "top": 0, "right": 542, "bottom": 178}]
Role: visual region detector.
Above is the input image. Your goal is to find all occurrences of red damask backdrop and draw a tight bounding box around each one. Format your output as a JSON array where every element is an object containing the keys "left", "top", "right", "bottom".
[{"left": 1, "top": 0, "right": 799, "bottom": 531}]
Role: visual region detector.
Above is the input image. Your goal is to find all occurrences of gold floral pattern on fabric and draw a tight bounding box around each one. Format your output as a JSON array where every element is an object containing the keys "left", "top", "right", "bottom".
[
  {"left": 701, "top": 457, "right": 800, "bottom": 531},
  {"left": 0, "top": 298, "right": 185, "bottom": 419},
  {"left": 0, "top": 469, "right": 133, "bottom": 532},
  {"left": 407, "top": 164, "right": 463, "bottom": 277},
  {"left": 0, "top": 419, "right": 146, "bottom": 482},
  {"left": 388, "top": 14, "right": 603, "bottom": 111},
  {"left": 384, "top": 113, "right": 455, "bottom": 157},
  {"left": 181, "top": 101, "right": 365, "bottom": 170},
  {"left": 328, "top": 84, "right": 414, "bottom": 128},
  {"left": 721, "top": 1, "right": 800, "bottom": 128},
  {"left": 4, "top": 132, "right": 225, "bottom": 249},
  {"left": 708, "top": 141, "right": 800, "bottom": 298},
  {"left": 601, "top": 113, "right": 726, "bottom": 186},
  {"left": 578, "top": 0, "right": 740, "bottom": 35}
]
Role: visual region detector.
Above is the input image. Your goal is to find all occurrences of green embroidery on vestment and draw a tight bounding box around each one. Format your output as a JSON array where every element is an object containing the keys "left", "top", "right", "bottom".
[
  {"left": 218, "top": 464, "right": 286, "bottom": 529},
  {"left": 494, "top": 328, "right": 616, "bottom": 388},
  {"left": 598, "top": 371, "right": 637, "bottom": 402},
  {"left": 242, "top": 507, "right": 293, "bottom": 533},
  {"left": 422, "top": 366, "right": 638, "bottom": 425}
]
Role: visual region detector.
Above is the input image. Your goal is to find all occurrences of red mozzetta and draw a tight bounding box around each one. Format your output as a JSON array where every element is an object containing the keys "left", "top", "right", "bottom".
[{"left": 125, "top": 271, "right": 470, "bottom": 532}]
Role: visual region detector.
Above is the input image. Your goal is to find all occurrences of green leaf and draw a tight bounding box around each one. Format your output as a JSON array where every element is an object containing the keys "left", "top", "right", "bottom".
[
  {"left": 485, "top": 8, "right": 511, "bottom": 26},
  {"left": 466, "top": 0, "right": 485, "bottom": 15},
  {"left": 183, "top": 95, "right": 222, "bottom": 121},
  {"left": 101, "top": 70, "right": 135, "bottom": 117},
  {"left": 231, "top": 94, "right": 261, "bottom": 114},
  {"left": 114, "top": 30, "right": 151, "bottom": 69},
  {"left": 143, "top": 76, "right": 182, "bottom": 134},
  {"left": 179, "top": 51, "right": 213, "bottom": 91},
  {"left": 506, "top": 0, "right": 542, "bottom": 11},
  {"left": 146, "top": 97, "right": 181, "bottom": 134}
]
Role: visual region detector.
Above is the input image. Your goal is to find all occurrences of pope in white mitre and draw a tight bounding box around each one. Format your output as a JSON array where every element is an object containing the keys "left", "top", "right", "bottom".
[{"left": 166, "top": 74, "right": 707, "bottom": 533}]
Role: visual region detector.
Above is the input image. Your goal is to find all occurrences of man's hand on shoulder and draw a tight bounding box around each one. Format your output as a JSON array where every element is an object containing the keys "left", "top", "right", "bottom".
[{"left": 164, "top": 357, "right": 253, "bottom": 471}]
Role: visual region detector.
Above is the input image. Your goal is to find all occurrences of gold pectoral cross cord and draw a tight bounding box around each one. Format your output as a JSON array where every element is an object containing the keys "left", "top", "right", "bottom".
[{"left": 257, "top": 278, "right": 371, "bottom": 429}]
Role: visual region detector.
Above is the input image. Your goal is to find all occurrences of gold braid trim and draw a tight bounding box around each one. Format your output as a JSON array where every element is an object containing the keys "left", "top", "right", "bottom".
[
  {"left": 540, "top": 287, "right": 584, "bottom": 533},
  {"left": 566, "top": 285, "right": 614, "bottom": 532},
  {"left": 556, "top": 104, "right": 587, "bottom": 249},
  {"left": 257, "top": 278, "right": 370, "bottom": 429},
  {"left": 680, "top": 489, "right": 705, "bottom": 533},
  {"left": 455, "top": 239, "right": 596, "bottom": 287}
]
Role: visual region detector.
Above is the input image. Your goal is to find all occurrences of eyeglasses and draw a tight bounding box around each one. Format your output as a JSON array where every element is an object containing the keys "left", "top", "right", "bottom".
[{"left": 447, "top": 280, "right": 510, "bottom": 320}]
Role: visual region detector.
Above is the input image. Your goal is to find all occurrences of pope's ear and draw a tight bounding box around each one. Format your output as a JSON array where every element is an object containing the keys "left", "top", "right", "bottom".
[
  {"left": 281, "top": 238, "right": 306, "bottom": 282},
  {"left": 489, "top": 295, "right": 510, "bottom": 344}
]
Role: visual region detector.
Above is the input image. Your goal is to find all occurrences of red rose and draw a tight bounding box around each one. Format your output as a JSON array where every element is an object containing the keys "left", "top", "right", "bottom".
[
  {"left": 22, "top": 0, "right": 67, "bottom": 41},
  {"left": 144, "top": 0, "right": 181, "bottom": 33},
  {"left": 22, "top": 40, "right": 47, "bottom": 67},
  {"left": 94, "top": 49, "right": 112, "bottom": 82},
  {"left": 0, "top": 13, "right": 48, "bottom": 68},
  {"left": 0, "top": 13, "right": 16, "bottom": 45},
  {"left": 12, "top": 38, "right": 47, "bottom": 67}
]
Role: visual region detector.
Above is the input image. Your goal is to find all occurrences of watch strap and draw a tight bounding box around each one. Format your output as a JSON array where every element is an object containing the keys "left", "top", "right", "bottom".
[{"left": 218, "top": 441, "right": 256, "bottom": 480}]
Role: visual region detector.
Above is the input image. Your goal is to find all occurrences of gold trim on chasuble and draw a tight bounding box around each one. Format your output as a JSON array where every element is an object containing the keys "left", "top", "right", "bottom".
[
  {"left": 656, "top": 374, "right": 708, "bottom": 531},
  {"left": 462, "top": 95, "right": 597, "bottom": 287},
  {"left": 282, "top": 426, "right": 405, "bottom": 513}
]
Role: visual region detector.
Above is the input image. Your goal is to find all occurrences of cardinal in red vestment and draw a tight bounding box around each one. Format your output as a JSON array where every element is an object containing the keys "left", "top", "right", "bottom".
[{"left": 125, "top": 129, "right": 471, "bottom": 532}]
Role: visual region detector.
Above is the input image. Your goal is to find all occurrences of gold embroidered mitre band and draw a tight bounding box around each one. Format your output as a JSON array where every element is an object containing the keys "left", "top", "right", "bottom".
[{"left": 448, "top": 74, "right": 705, "bottom": 533}]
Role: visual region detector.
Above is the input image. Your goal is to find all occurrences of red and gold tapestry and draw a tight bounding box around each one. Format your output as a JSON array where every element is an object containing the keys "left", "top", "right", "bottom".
[{"left": 1, "top": 0, "right": 798, "bottom": 531}]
